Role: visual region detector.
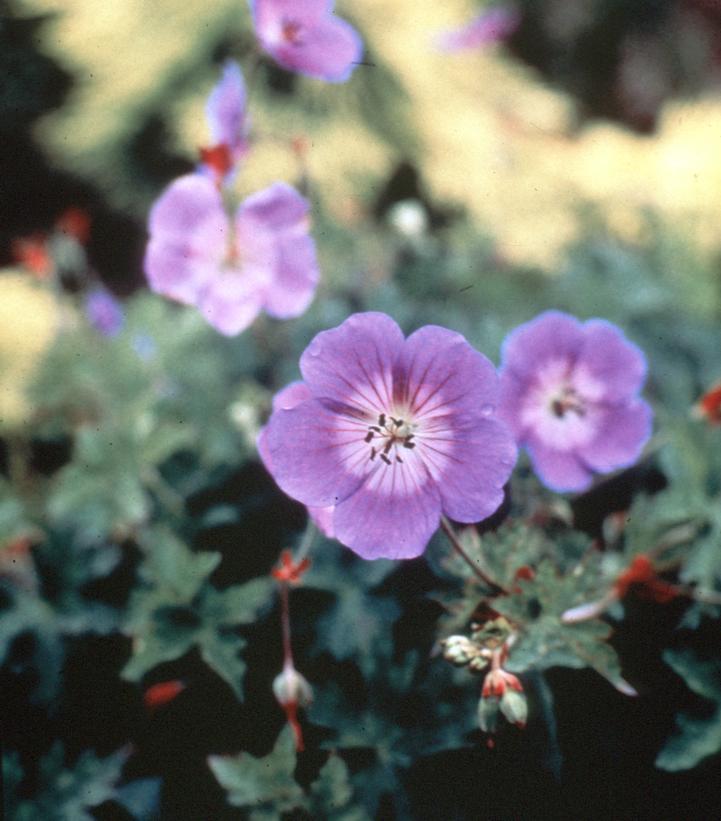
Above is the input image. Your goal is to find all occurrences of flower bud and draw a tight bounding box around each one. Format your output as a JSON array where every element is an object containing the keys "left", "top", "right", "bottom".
[
  {"left": 468, "top": 653, "right": 491, "bottom": 673},
  {"left": 272, "top": 664, "right": 313, "bottom": 708},
  {"left": 478, "top": 694, "right": 500, "bottom": 733},
  {"left": 441, "top": 635, "right": 478, "bottom": 666},
  {"left": 500, "top": 687, "right": 528, "bottom": 728}
]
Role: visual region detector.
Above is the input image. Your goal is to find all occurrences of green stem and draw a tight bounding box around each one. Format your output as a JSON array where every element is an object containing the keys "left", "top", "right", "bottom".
[{"left": 440, "top": 516, "right": 507, "bottom": 594}]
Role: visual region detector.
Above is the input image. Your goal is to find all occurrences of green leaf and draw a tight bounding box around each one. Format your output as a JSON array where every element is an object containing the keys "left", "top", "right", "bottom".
[
  {"left": 0, "top": 480, "right": 35, "bottom": 547},
  {"left": 309, "top": 755, "right": 371, "bottom": 821},
  {"left": 305, "top": 539, "right": 399, "bottom": 675},
  {"left": 656, "top": 649, "right": 721, "bottom": 771},
  {"left": 208, "top": 726, "right": 306, "bottom": 818},
  {"left": 0, "top": 531, "right": 120, "bottom": 702},
  {"left": 491, "top": 559, "right": 632, "bottom": 694},
  {"left": 122, "top": 527, "right": 272, "bottom": 697},
  {"left": 8, "top": 742, "right": 128, "bottom": 821},
  {"left": 310, "top": 652, "right": 477, "bottom": 817}
]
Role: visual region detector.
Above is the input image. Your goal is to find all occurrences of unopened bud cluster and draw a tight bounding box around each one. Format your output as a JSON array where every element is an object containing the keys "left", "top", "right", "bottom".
[
  {"left": 441, "top": 617, "right": 527, "bottom": 735},
  {"left": 478, "top": 668, "right": 528, "bottom": 732},
  {"left": 440, "top": 617, "right": 512, "bottom": 673}
]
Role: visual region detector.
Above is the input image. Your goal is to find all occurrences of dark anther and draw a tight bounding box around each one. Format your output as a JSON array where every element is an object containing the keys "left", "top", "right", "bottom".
[
  {"left": 370, "top": 447, "right": 377, "bottom": 460},
  {"left": 551, "top": 399, "right": 565, "bottom": 418},
  {"left": 383, "top": 440, "right": 393, "bottom": 454},
  {"left": 403, "top": 441, "right": 416, "bottom": 449},
  {"left": 378, "top": 413, "right": 386, "bottom": 427},
  {"left": 381, "top": 453, "right": 392, "bottom": 465},
  {"left": 369, "top": 425, "right": 381, "bottom": 432},
  {"left": 396, "top": 455, "right": 403, "bottom": 463},
  {"left": 364, "top": 431, "right": 374, "bottom": 443}
]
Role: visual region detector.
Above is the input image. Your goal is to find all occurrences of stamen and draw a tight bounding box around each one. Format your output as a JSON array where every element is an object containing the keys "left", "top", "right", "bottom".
[
  {"left": 364, "top": 431, "right": 374, "bottom": 443},
  {"left": 396, "top": 455, "right": 403, "bottom": 463},
  {"left": 370, "top": 447, "right": 377, "bottom": 461},
  {"left": 381, "top": 453, "right": 392, "bottom": 465},
  {"left": 378, "top": 413, "right": 386, "bottom": 427},
  {"left": 403, "top": 441, "right": 416, "bottom": 449}
]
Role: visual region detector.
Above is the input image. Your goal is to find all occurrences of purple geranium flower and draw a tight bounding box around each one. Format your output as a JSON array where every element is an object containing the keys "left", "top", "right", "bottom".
[
  {"left": 200, "top": 60, "right": 249, "bottom": 183},
  {"left": 250, "top": 0, "right": 363, "bottom": 83},
  {"left": 263, "top": 312, "right": 517, "bottom": 560},
  {"left": 85, "top": 287, "right": 124, "bottom": 337},
  {"left": 498, "top": 311, "right": 652, "bottom": 493},
  {"left": 258, "top": 381, "right": 335, "bottom": 538},
  {"left": 436, "top": 7, "right": 520, "bottom": 53},
  {"left": 144, "top": 174, "right": 319, "bottom": 336}
]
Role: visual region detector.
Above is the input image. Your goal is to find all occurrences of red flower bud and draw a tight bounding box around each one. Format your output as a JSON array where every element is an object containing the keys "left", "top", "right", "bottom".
[
  {"left": 272, "top": 549, "right": 311, "bottom": 585},
  {"left": 695, "top": 382, "right": 721, "bottom": 425},
  {"left": 144, "top": 679, "right": 186, "bottom": 710}
]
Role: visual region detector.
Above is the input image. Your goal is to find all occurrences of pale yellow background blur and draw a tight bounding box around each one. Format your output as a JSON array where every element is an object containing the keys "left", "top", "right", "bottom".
[{"left": 4, "top": 0, "right": 721, "bottom": 425}]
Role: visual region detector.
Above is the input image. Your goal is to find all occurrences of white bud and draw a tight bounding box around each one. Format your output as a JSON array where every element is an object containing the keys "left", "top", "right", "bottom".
[
  {"left": 442, "top": 635, "right": 477, "bottom": 666},
  {"left": 500, "top": 688, "right": 528, "bottom": 728},
  {"left": 272, "top": 665, "right": 313, "bottom": 708}
]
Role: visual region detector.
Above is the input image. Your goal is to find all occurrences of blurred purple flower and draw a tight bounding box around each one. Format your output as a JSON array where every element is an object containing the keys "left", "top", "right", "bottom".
[
  {"left": 258, "top": 381, "right": 335, "bottom": 538},
  {"left": 200, "top": 60, "right": 249, "bottom": 183},
  {"left": 144, "top": 174, "right": 319, "bottom": 336},
  {"left": 85, "top": 287, "right": 124, "bottom": 337},
  {"left": 436, "top": 7, "right": 520, "bottom": 53},
  {"left": 498, "top": 311, "right": 652, "bottom": 493},
  {"left": 263, "top": 312, "right": 517, "bottom": 560},
  {"left": 250, "top": 0, "right": 363, "bottom": 83}
]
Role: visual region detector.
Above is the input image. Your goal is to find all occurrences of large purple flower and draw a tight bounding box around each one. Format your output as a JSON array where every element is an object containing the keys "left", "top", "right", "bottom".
[
  {"left": 263, "top": 312, "right": 517, "bottom": 560},
  {"left": 498, "top": 311, "right": 653, "bottom": 493},
  {"left": 257, "top": 381, "right": 335, "bottom": 538},
  {"left": 250, "top": 0, "right": 363, "bottom": 83},
  {"left": 144, "top": 174, "right": 319, "bottom": 336}
]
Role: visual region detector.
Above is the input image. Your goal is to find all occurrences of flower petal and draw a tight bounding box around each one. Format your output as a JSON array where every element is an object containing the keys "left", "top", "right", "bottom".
[
  {"left": 258, "top": 381, "right": 312, "bottom": 470},
  {"left": 579, "top": 400, "right": 653, "bottom": 472},
  {"left": 433, "top": 418, "right": 516, "bottom": 523},
  {"left": 436, "top": 8, "right": 520, "bottom": 52},
  {"left": 264, "top": 235, "right": 319, "bottom": 318},
  {"left": 272, "top": 16, "right": 363, "bottom": 82},
  {"left": 333, "top": 460, "right": 441, "bottom": 559},
  {"left": 576, "top": 319, "right": 648, "bottom": 402},
  {"left": 251, "top": 0, "right": 331, "bottom": 30},
  {"left": 197, "top": 267, "right": 267, "bottom": 336},
  {"left": 238, "top": 181, "right": 310, "bottom": 231},
  {"left": 144, "top": 174, "right": 226, "bottom": 304},
  {"left": 264, "top": 398, "right": 372, "bottom": 507},
  {"left": 395, "top": 325, "right": 499, "bottom": 422},
  {"left": 205, "top": 60, "right": 247, "bottom": 148},
  {"left": 308, "top": 505, "right": 335, "bottom": 538},
  {"left": 236, "top": 183, "right": 319, "bottom": 319},
  {"left": 497, "top": 368, "right": 528, "bottom": 440},
  {"left": 500, "top": 310, "right": 584, "bottom": 381},
  {"left": 300, "top": 312, "right": 404, "bottom": 416},
  {"left": 526, "top": 436, "right": 594, "bottom": 493},
  {"left": 272, "top": 381, "right": 312, "bottom": 412}
]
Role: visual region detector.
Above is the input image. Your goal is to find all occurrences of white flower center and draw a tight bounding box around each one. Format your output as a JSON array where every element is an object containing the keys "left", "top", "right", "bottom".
[
  {"left": 548, "top": 385, "right": 586, "bottom": 419},
  {"left": 364, "top": 412, "right": 417, "bottom": 466}
]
